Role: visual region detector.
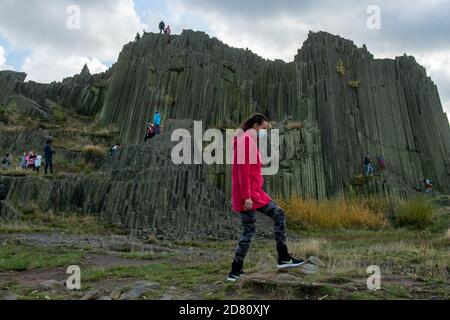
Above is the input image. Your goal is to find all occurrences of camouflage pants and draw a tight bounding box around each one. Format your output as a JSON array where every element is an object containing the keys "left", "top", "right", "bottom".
[{"left": 233, "top": 201, "right": 288, "bottom": 263}]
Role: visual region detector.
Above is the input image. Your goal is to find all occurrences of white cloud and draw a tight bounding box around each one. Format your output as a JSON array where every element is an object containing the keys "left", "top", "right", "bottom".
[
  {"left": 21, "top": 50, "right": 107, "bottom": 83},
  {"left": 0, "top": 0, "right": 146, "bottom": 82},
  {"left": 0, "top": 46, "right": 14, "bottom": 71}
]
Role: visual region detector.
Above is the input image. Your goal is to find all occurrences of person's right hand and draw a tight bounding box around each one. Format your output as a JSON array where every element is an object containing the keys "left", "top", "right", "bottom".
[{"left": 244, "top": 199, "right": 253, "bottom": 211}]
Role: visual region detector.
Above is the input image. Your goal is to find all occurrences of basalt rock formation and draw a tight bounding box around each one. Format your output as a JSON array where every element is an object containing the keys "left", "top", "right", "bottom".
[
  {"left": 98, "top": 30, "right": 450, "bottom": 198},
  {"left": 1, "top": 30, "right": 449, "bottom": 238}
]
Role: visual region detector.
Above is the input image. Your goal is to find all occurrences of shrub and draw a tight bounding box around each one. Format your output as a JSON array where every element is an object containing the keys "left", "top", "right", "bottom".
[
  {"left": 394, "top": 197, "right": 435, "bottom": 229},
  {"left": 336, "top": 60, "right": 346, "bottom": 76},
  {"left": 82, "top": 144, "right": 106, "bottom": 156},
  {"left": 53, "top": 105, "right": 66, "bottom": 122},
  {"left": 348, "top": 80, "right": 361, "bottom": 88},
  {"left": 0, "top": 109, "right": 9, "bottom": 123},
  {"left": 286, "top": 121, "right": 304, "bottom": 130},
  {"left": 278, "top": 197, "right": 389, "bottom": 230},
  {"left": 164, "top": 95, "right": 176, "bottom": 106}
]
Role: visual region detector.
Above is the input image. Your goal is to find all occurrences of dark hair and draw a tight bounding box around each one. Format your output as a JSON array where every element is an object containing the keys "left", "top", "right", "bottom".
[
  {"left": 47, "top": 140, "right": 53, "bottom": 144},
  {"left": 241, "top": 113, "right": 270, "bottom": 132}
]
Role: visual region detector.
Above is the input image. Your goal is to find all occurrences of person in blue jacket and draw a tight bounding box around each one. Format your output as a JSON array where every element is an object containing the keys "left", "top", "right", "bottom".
[{"left": 153, "top": 111, "right": 162, "bottom": 135}]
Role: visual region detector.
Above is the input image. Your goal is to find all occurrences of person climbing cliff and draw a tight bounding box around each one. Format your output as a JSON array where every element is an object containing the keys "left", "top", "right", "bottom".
[
  {"left": 109, "top": 143, "right": 121, "bottom": 156},
  {"left": 159, "top": 21, "right": 165, "bottom": 33},
  {"left": 364, "top": 155, "right": 374, "bottom": 177},
  {"left": 145, "top": 123, "right": 156, "bottom": 142},
  {"left": 153, "top": 111, "right": 162, "bottom": 135},
  {"left": 228, "top": 113, "right": 305, "bottom": 282},
  {"left": 423, "top": 178, "right": 433, "bottom": 194},
  {"left": 378, "top": 153, "right": 386, "bottom": 171},
  {"left": 44, "top": 140, "right": 55, "bottom": 174}
]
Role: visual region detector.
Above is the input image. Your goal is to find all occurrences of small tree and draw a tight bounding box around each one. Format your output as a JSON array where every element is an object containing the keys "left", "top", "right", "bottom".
[
  {"left": 348, "top": 80, "right": 361, "bottom": 89},
  {"left": 336, "top": 59, "right": 346, "bottom": 76}
]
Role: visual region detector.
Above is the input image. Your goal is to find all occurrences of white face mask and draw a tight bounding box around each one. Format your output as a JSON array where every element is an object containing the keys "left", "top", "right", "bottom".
[{"left": 258, "top": 129, "right": 267, "bottom": 139}]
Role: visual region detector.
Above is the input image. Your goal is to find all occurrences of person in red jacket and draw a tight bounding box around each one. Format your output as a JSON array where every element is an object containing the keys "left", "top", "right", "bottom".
[{"left": 227, "top": 113, "right": 305, "bottom": 282}]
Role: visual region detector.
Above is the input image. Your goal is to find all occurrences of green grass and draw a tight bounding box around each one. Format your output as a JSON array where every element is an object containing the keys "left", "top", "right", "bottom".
[
  {"left": 83, "top": 261, "right": 229, "bottom": 289},
  {"left": 0, "top": 244, "right": 84, "bottom": 271},
  {"left": 52, "top": 105, "right": 66, "bottom": 122},
  {"left": 394, "top": 197, "right": 435, "bottom": 229},
  {"left": 0, "top": 208, "right": 123, "bottom": 235}
]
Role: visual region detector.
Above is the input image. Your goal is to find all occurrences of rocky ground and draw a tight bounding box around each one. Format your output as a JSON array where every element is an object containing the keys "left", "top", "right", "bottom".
[{"left": 0, "top": 204, "right": 448, "bottom": 300}]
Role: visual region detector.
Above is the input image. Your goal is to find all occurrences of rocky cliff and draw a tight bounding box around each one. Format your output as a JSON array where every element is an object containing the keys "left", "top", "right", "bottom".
[
  {"left": 1, "top": 29, "right": 449, "bottom": 238},
  {"left": 98, "top": 30, "right": 450, "bottom": 198}
]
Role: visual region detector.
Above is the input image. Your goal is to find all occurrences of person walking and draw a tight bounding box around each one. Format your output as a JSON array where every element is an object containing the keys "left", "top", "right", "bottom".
[
  {"left": 44, "top": 140, "right": 55, "bottom": 174},
  {"left": 227, "top": 113, "right": 305, "bottom": 282}
]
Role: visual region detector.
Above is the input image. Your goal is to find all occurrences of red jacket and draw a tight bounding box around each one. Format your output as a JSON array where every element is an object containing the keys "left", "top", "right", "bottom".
[{"left": 232, "top": 131, "right": 271, "bottom": 212}]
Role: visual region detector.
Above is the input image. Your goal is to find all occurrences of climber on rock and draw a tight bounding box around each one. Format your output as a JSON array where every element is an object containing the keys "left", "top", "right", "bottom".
[
  {"left": 109, "top": 143, "right": 121, "bottom": 156},
  {"left": 227, "top": 113, "right": 305, "bottom": 282},
  {"left": 164, "top": 25, "right": 171, "bottom": 35},
  {"left": 422, "top": 178, "right": 433, "bottom": 194},
  {"left": 44, "top": 141, "right": 55, "bottom": 174},
  {"left": 145, "top": 123, "right": 156, "bottom": 142},
  {"left": 363, "top": 155, "right": 374, "bottom": 177},
  {"left": 159, "top": 21, "right": 165, "bottom": 34},
  {"left": 378, "top": 153, "right": 385, "bottom": 171},
  {"left": 153, "top": 111, "right": 162, "bottom": 135}
]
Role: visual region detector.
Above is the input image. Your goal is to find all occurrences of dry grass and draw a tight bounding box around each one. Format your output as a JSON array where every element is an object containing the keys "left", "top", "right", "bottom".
[
  {"left": 0, "top": 210, "right": 117, "bottom": 235},
  {"left": 82, "top": 144, "right": 106, "bottom": 156},
  {"left": 285, "top": 121, "right": 304, "bottom": 130},
  {"left": 336, "top": 59, "right": 346, "bottom": 76},
  {"left": 288, "top": 239, "right": 324, "bottom": 258},
  {"left": 279, "top": 197, "right": 389, "bottom": 230}
]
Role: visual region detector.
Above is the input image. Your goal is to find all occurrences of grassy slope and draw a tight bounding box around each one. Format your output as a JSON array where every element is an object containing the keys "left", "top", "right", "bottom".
[{"left": 0, "top": 204, "right": 448, "bottom": 300}]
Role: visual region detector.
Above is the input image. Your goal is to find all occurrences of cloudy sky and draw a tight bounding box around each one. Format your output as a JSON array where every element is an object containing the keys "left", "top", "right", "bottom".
[{"left": 0, "top": 0, "right": 449, "bottom": 119}]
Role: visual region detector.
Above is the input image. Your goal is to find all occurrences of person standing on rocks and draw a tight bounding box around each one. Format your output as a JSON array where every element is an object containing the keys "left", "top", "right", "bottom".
[
  {"left": 364, "top": 155, "right": 374, "bottom": 177},
  {"left": 109, "top": 143, "right": 121, "bottom": 156},
  {"left": 44, "top": 140, "right": 55, "bottom": 175},
  {"left": 35, "top": 154, "right": 42, "bottom": 173},
  {"left": 145, "top": 123, "right": 156, "bottom": 142},
  {"left": 164, "top": 25, "right": 171, "bottom": 35},
  {"left": 20, "top": 152, "right": 27, "bottom": 170},
  {"left": 153, "top": 111, "right": 162, "bottom": 135},
  {"left": 228, "top": 113, "right": 305, "bottom": 282},
  {"left": 159, "top": 21, "right": 165, "bottom": 34},
  {"left": 1, "top": 153, "right": 12, "bottom": 170},
  {"left": 378, "top": 153, "right": 385, "bottom": 171}
]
